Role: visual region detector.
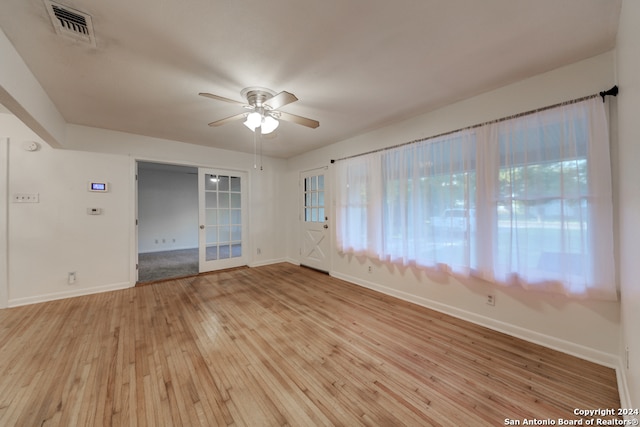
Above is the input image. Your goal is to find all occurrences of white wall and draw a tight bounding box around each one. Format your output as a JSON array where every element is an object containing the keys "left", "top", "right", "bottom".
[
  {"left": 285, "top": 51, "right": 621, "bottom": 367},
  {"left": 1, "top": 118, "right": 288, "bottom": 305},
  {"left": 0, "top": 136, "right": 8, "bottom": 308},
  {"left": 0, "top": 28, "right": 65, "bottom": 148},
  {"left": 615, "top": 0, "right": 640, "bottom": 409},
  {"left": 64, "top": 125, "right": 289, "bottom": 267},
  {"left": 2, "top": 114, "right": 131, "bottom": 306},
  {"left": 137, "top": 166, "right": 198, "bottom": 253}
]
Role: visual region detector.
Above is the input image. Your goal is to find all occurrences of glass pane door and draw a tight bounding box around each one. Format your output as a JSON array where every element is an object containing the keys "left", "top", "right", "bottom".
[
  {"left": 199, "top": 169, "right": 247, "bottom": 272},
  {"left": 300, "top": 168, "right": 330, "bottom": 272}
]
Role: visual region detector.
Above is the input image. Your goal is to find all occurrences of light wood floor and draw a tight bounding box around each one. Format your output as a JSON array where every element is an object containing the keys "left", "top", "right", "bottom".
[{"left": 0, "top": 263, "right": 620, "bottom": 426}]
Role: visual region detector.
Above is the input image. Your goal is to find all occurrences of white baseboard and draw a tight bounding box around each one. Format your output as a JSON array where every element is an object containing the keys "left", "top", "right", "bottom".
[
  {"left": 248, "top": 257, "right": 290, "bottom": 268},
  {"left": 616, "top": 362, "right": 633, "bottom": 414},
  {"left": 8, "top": 281, "right": 131, "bottom": 308},
  {"left": 331, "top": 271, "right": 619, "bottom": 369},
  {"left": 138, "top": 246, "right": 197, "bottom": 254},
  {"left": 7, "top": 258, "right": 295, "bottom": 307}
]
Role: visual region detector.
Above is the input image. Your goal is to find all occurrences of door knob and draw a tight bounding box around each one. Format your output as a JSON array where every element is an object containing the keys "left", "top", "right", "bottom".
[
  {"left": 323, "top": 224, "right": 329, "bottom": 229},
  {"left": 200, "top": 225, "right": 205, "bottom": 229}
]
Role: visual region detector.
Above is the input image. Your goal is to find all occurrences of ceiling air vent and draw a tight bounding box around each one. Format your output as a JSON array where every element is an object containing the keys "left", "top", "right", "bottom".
[{"left": 44, "top": 0, "right": 96, "bottom": 47}]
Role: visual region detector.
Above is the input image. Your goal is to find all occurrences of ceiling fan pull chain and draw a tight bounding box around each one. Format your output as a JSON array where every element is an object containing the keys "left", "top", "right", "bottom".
[
  {"left": 253, "top": 129, "right": 258, "bottom": 169},
  {"left": 259, "top": 127, "right": 264, "bottom": 171}
]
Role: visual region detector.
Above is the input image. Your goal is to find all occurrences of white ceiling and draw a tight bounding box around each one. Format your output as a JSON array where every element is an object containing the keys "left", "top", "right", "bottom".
[{"left": 0, "top": 0, "right": 621, "bottom": 158}]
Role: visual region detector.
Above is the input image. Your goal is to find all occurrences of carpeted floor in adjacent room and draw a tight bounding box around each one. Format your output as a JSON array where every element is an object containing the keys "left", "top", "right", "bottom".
[{"left": 138, "top": 248, "right": 198, "bottom": 283}]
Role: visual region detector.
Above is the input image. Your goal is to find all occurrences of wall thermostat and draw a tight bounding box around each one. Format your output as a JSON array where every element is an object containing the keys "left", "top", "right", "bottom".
[{"left": 88, "top": 182, "right": 109, "bottom": 192}]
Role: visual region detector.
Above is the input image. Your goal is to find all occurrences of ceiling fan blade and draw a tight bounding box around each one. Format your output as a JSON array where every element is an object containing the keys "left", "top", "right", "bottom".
[
  {"left": 264, "top": 91, "right": 298, "bottom": 110},
  {"left": 276, "top": 111, "right": 319, "bottom": 129},
  {"left": 199, "top": 92, "right": 247, "bottom": 107},
  {"left": 208, "top": 112, "right": 247, "bottom": 127}
]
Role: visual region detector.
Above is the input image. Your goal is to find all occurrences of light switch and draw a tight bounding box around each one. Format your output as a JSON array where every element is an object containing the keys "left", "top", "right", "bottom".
[{"left": 13, "top": 193, "right": 39, "bottom": 203}]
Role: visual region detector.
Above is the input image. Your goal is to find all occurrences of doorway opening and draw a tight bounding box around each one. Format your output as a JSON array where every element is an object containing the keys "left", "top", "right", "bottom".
[
  {"left": 137, "top": 162, "right": 199, "bottom": 283},
  {"left": 136, "top": 162, "right": 249, "bottom": 283}
]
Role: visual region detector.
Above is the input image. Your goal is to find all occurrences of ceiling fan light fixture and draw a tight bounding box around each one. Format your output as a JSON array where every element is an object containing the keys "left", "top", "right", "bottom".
[
  {"left": 261, "top": 115, "right": 279, "bottom": 134},
  {"left": 201, "top": 87, "right": 318, "bottom": 132},
  {"left": 244, "top": 111, "right": 262, "bottom": 130}
]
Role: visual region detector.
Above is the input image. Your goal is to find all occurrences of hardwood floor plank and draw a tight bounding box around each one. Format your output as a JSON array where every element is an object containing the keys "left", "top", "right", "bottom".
[{"left": 0, "top": 263, "right": 621, "bottom": 426}]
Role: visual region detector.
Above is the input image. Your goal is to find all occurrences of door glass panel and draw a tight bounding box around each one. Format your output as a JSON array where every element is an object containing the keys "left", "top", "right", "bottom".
[
  {"left": 230, "top": 176, "right": 241, "bottom": 192},
  {"left": 206, "top": 192, "right": 217, "bottom": 208},
  {"left": 230, "top": 193, "right": 241, "bottom": 209},
  {"left": 219, "top": 210, "right": 230, "bottom": 225},
  {"left": 219, "top": 245, "right": 231, "bottom": 259},
  {"left": 230, "top": 209, "right": 241, "bottom": 224},
  {"left": 231, "top": 244, "right": 242, "bottom": 257},
  {"left": 206, "top": 228, "right": 218, "bottom": 244},
  {"left": 206, "top": 245, "right": 218, "bottom": 260},
  {"left": 219, "top": 226, "right": 231, "bottom": 243},
  {"left": 219, "top": 193, "right": 230, "bottom": 209},
  {"left": 205, "top": 175, "right": 218, "bottom": 191},
  {"left": 231, "top": 225, "right": 242, "bottom": 241},
  {"left": 303, "top": 173, "right": 325, "bottom": 223},
  {"left": 219, "top": 176, "right": 230, "bottom": 191},
  {"left": 206, "top": 209, "right": 217, "bottom": 224}
]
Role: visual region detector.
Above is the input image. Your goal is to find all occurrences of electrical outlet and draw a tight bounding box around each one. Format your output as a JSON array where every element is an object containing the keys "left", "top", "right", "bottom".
[
  {"left": 368, "top": 265, "right": 373, "bottom": 273},
  {"left": 68, "top": 272, "right": 76, "bottom": 284},
  {"left": 257, "top": 248, "right": 261, "bottom": 255},
  {"left": 486, "top": 294, "right": 495, "bottom": 306}
]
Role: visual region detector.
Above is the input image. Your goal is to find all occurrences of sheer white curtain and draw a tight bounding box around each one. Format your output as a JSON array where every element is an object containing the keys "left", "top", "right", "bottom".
[
  {"left": 334, "top": 153, "right": 383, "bottom": 256},
  {"left": 380, "top": 131, "right": 477, "bottom": 273},
  {"left": 334, "top": 97, "right": 616, "bottom": 300},
  {"left": 483, "top": 98, "right": 615, "bottom": 299}
]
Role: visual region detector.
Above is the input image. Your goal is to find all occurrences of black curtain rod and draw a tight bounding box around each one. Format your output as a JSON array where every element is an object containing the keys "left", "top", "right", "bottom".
[
  {"left": 330, "top": 86, "right": 619, "bottom": 164},
  {"left": 599, "top": 85, "right": 618, "bottom": 102}
]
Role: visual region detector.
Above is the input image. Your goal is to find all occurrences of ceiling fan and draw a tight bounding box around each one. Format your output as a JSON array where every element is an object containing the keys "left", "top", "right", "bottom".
[{"left": 199, "top": 87, "right": 319, "bottom": 134}]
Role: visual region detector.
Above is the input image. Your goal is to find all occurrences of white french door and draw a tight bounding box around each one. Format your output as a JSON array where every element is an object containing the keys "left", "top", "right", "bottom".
[
  {"left": 198, "top": 168, "right": 248, "bottom": 272},
  {"left": 299, "top": 167, "right": 330, "bottom": 272}
]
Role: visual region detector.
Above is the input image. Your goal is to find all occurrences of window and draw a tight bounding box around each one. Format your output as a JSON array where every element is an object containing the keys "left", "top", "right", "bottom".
[
  {"left": 335, "top": 98, "right": 615, "bottom": 300},
  {"left": 304, "top": 174, "right": 325, "bottom": 223},
  {"left": 380, "top": 131, "right": 477, "bottom": 270}
]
